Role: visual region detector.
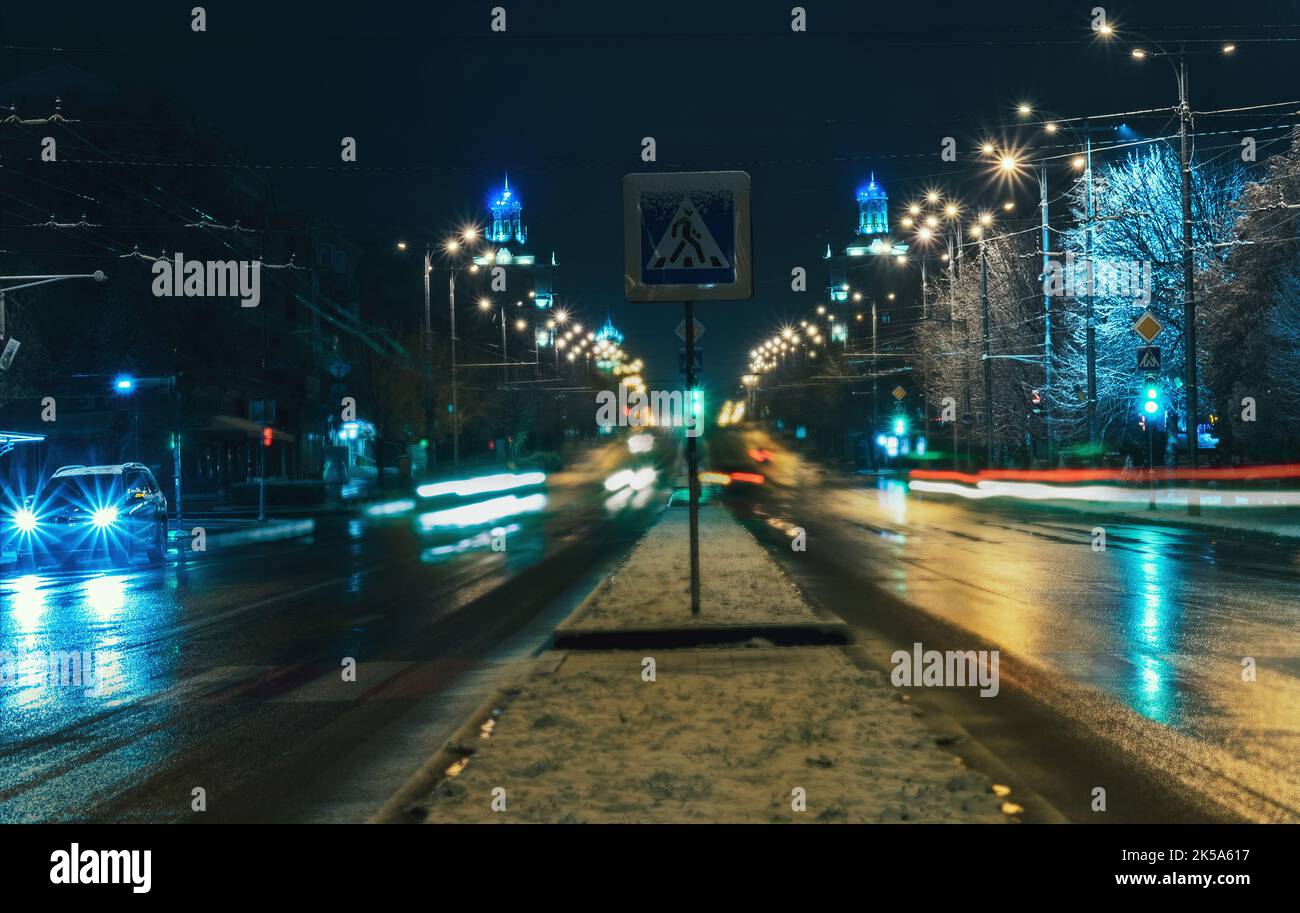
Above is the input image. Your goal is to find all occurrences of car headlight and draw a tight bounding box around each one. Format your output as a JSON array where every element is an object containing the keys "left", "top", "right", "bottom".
[
  {"left": 12, "top": 508, "right": 38, "bottom": 533},
  {"left": 92, "top": 506, "right": 120, "bottom": 529}
]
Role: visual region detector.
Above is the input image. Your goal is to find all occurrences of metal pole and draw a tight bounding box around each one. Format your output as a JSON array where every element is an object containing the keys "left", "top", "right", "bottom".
[
  {"left": 1178, "top": 49, "right": 1201, "bottom": 514},
  {"left": 258, "top": 443, "right": 266, "bottom": 523},
  {"left": 449, "top": 269, "right": 460, "bottom": 466},
  {"left": 1085, "top": 129, "right": 1098, "bottom": 464},
  {"left": 1040, "top": 161, "right": 1052, "bottom": 465},
  {"left": 423, "top": 248, "right": 433, "bottom": 475},
  {"left": 871, "top": 299, "right": 879, "bottom": 428},
  {"left": 500, "top": 310, "right": 508, "bottom": 385},
  {"left": 1147, "top": 421, "right": 1156, "bottom": 510},
  {"left": 953, "top": 413, "right": 959, "bottom": 471},
  {"left": 981, "top": 237, "right": 993, "bottom": 467},
  {"left": 921, "top": 258, "right": 928, "bottom": 321},
  {"left": 172, "top": 376, "right": 182, "bottom": 532},
  {"left": 684, "top": 301, "right": 701, "bottom": 616}
]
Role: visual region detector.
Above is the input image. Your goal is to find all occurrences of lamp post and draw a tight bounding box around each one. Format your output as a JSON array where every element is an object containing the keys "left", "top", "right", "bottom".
[
  {"left": 446, "top": 229, "right": 482, "bottom": 466},
  {"left": 400, "top": 230, "right": 479, "bottom": 468},
  {"left": 1007, "top": 106, "right": 1101, "bottom": 464},
  {"left": 1107, "top": 30, "right": 1237, "bottom": 475},
  {"left": 980, "top": 230, "right": 992, "bottom": 467}
]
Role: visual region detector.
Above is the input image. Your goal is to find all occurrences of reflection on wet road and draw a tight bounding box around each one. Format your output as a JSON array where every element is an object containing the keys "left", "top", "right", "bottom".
[
  {"left": 0, "top": 443, "right": 671, "bottom": 822},
  {"left": 739, "top": 440, "right": 1300, "bottom": 821}
]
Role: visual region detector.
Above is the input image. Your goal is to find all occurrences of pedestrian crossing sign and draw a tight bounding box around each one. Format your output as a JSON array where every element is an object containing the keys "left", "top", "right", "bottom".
[
  {"left": 624, "top": 171, "right": 752, "bottom": 301},
  {"left": 646, "top": 197, "right": 730, "bottom": 273},
  {"left": 1137, "top": 346, "right": 1162, "bottom": 370}
]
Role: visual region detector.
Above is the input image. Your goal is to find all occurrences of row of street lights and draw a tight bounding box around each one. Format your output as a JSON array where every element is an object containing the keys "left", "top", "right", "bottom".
[
  {"left": 399, "top": 227, "right": 642, "bottom": 466},
  {"left": 746, "top": 19, "right": 1236, "bottom": 469}
]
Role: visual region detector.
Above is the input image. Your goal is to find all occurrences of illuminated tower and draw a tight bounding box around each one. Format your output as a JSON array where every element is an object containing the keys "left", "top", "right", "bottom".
[
  {"left": 856, "top": 173, "right": 889, "bottom": 237},
  {"left": 487, "top": 175, "right": 526, "bottom": 245},
  {"left": 595, "top": 307, "right": 624, "bottom": 346}
]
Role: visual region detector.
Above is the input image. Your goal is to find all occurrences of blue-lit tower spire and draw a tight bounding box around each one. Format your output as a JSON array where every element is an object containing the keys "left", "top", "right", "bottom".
[
  {"left": 595, "top": 306, "right": 623, "bottom": 346},
  {"left": 488, "top": 174, "right": 527, "bottom": 245},
  {"left": 855, "top": 172, "right": 889, "bottom": 237}
]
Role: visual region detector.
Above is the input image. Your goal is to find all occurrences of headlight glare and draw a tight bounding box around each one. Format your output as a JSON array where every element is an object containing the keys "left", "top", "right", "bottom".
[
  {"left": 13, "top": 508, "right": 38, "bottom": 533},
  {"left": 92, "top": 506, "right": 120, "bottom": 529}
]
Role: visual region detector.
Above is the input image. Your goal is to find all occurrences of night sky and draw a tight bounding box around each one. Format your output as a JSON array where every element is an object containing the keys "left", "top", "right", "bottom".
[{"left": 3, "top": 0, "right": 1298, "bottom": 393}]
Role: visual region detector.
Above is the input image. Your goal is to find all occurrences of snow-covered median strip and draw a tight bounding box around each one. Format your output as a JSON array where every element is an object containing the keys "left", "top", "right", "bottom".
[
  {"left": 570, "top": 505, "right": 818, "bottom": 629},
  {"left": 420, "top": 648, "right": 1008, "bottom": 824}
]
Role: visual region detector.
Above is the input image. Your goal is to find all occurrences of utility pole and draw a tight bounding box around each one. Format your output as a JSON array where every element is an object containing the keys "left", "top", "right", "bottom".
[
  {"left": 1085, "top": 127, "right": 1098, "bottom": 464},
  {"left": 448, "top": 269, "right": 460, "bottom": 466},
  {"left": 1040, "top": 160, "right": 1053, "bottom": 466},
  {"left": 871, "top": 298, "right": 879, "bottom": 443},
  {"left": 422, "top": 245, "right": 434, "bottom": 475},
  {"left": 920, "top": 258, "right": 928, "bottom": 320},
  {"left": 1178, "top": 47, "right": 1200, "bottom": 478},
  {"left": 981, "top": 237, "right": 993, "bottom": 467},
  {"left": 500, "top": 309, "right": 508, "bottom": 385}
]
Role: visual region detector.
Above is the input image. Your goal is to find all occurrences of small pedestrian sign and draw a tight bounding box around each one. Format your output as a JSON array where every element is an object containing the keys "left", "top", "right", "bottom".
[
  {"left": 1132, "top": 311, "right": 1164, "bottom": 344},
  {"left": 678, "top": 347, "right": 703, "bottom": 374},
  {"left": 1137, "top": 346, "right": 1162, "bottom": 370},
  {"left": 623, "top": 171, "right": 752, "bottom": 302}
]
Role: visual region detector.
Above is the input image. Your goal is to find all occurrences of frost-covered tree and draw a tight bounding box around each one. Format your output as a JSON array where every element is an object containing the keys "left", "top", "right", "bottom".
[
  {"left": 917, "top": 228, "right": 1047, "bottom": 466},
  {"left": 1201, "top": 127, "right": 1300, "bottom": 461},
  {"left": 1052, "top": 144, "right": 1246, "bottom": 456}
]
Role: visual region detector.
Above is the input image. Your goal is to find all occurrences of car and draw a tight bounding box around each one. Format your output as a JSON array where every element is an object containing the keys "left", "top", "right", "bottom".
[{"left": 9, "top": 463, "right": 169, "bottom": 569}]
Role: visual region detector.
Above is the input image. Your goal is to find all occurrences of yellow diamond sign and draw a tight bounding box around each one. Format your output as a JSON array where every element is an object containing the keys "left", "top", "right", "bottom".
[
  {"left": 892, "top": 385, "right": 907, "bottom": 401},
  {"left": 1132, "top": 311, "right": 1164, "bottom": 344}
]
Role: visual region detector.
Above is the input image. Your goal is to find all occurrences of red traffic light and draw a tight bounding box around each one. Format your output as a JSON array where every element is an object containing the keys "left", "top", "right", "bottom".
[{"left": 262, "top": 426, "right": 274, "bottom": 447}]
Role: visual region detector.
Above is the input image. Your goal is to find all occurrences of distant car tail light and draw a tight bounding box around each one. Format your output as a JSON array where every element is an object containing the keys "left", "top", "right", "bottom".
[{"left": 730, "top": 472, "right": 765, "bottom": 485}]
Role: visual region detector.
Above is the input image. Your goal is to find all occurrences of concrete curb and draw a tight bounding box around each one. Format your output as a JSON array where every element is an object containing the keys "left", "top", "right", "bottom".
[
  {"left": 368, "top": 651, "right": 567, "bottom": 825},
  {"left": 553, "top": 620, "right": 853, "bottom": 650}
]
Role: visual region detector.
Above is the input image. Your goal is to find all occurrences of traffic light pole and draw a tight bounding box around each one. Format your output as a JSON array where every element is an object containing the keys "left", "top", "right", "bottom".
[
  {"left": 684, "top": 300, "right": 701, "bottom": 616},
  {"left": 1147, "top": 420, "right": 1156, "bottom": 510}
]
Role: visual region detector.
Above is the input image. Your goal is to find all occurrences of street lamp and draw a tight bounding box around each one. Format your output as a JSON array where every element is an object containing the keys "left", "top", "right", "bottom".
[
  {"left": 1101, "top": 27, "right": 1237, "bottom": 472},
  {"left": 444, "top": 227, "right": 483, "bottom": 466}
]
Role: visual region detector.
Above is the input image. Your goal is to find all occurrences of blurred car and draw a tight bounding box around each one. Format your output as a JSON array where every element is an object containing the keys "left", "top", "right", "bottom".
[{"left": 9, "top": 463, "right": 169, "bottom": 569}]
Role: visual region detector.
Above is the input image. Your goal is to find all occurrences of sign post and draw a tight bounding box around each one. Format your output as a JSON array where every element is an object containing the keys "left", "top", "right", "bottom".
[
  {"left": 624, "top": 171, "right": 752, "bottom": 615},
  {"left": 683, "top": 302, "right": 702, "bottom": 614}
]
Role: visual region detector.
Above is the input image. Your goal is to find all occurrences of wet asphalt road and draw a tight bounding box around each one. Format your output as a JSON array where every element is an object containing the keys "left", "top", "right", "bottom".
[
  {"left": 0, "top": 446, "right": 668, "bottom": 823},
  {"left": 719, "top": 430, "right": 1300, "bottom": 823}
]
